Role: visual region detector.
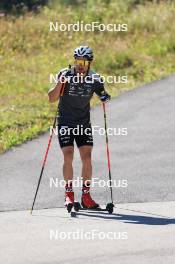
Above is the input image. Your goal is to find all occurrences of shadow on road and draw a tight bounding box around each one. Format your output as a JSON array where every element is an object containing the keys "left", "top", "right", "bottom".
[{"left": 75, "top": 211, "right": 175, "bottom": 225}]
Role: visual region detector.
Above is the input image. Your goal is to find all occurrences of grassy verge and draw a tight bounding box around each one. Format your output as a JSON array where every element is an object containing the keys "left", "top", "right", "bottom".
[{"left": 0, "top": 0, "right": 175, "bottom": 153}]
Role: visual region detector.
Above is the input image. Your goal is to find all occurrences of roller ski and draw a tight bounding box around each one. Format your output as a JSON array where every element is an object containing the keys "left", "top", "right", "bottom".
[
  {"left": 73, "top": 187, "right": 114, "bottom": 214},
  {"left": 79, "top": 202, "right": 114, "bottom": 214},
  {"left": 73, "top": 202, "right": 114, "bottom": 214}
]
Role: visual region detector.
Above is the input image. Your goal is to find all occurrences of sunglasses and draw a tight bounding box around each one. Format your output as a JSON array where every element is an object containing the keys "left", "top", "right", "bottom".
[{"left": 75, "top": 59, "right": 90, "bottom": 67}]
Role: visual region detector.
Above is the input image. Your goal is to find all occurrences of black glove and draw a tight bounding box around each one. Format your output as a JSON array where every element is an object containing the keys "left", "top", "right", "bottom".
[{"left": 100, "top": 92, "right": 111, "bottom": 103}]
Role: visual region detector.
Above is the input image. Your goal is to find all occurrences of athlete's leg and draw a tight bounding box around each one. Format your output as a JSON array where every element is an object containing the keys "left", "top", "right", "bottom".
[
  {"left": 61, "top": 146, "right": 75, "bottom": 206},
  {"left": 58, "top": 125, "right": 75, "bottom": 206},
  {"left": 79, "top": 145, "right": 99, "bottom": 208},
  {"left": 75, "top": 126, "right": 98, "bottom": 208},
  {"left": 58, "top": 125, "right": 74, "bottom": 183},
  {"left": 79, "top": 145, "right": 93, "bottom": 184},
  {"left": 61, "top": 146, "right": 74, "bottom": 183}
]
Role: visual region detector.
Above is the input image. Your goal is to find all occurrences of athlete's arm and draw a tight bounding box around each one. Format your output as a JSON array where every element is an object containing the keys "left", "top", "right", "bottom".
[
  {"left": 94, "top": 80, "right": 111, "bottom": 103},
  {"left": 48, "top": 67, "right": 71, "bottom": 103},
  {"left": 48, "top": 81, "right": 63, "bottom": 103}
]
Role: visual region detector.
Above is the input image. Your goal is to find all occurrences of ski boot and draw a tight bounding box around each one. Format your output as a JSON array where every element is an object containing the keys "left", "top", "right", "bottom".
[
  {"left": 65, "top": 191, "right": 74, "bottom": 213},
  {"left": 81, "top": 187, "right": 99, "bottom": 209}
]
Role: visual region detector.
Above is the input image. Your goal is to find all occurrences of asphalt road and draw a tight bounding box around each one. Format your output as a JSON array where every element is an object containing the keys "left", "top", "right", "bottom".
[
  {"left": 0, "top": 74, "right": 175, "bottom": 211},
  {"left": 0, "top": 202, "right": 175, "bottom": 264}
]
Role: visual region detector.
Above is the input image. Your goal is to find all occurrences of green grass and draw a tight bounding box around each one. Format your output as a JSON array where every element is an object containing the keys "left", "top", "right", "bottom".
[{"left": 0, "top": 0, "right": 175, "bottom": 153}]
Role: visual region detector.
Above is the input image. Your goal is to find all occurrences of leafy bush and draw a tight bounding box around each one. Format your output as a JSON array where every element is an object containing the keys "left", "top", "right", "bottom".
[{"left": 0, "top": 0, "right": 48, "bottom": 13}]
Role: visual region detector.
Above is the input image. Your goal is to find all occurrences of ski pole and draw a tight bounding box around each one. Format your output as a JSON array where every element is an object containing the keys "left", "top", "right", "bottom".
[
  {"left": 102, "top": 102, "right": 114, "bottom": 204},
  {"left": 30, "top": 82, "right": 65, "bottom": 214}
]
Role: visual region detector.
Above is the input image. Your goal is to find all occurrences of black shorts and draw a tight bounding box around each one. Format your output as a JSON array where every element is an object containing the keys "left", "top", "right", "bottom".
[{"left": 58, "top": 124, "right": 93, "bottom": 148}]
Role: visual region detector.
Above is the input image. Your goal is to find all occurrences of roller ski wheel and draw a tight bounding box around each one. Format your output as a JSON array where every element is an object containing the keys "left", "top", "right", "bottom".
[
  {"left": 66, "top": 203, "right": 73, "bottom": 213},
  {"left": 106, "top": 203, "right": 114, "bottom": 214},
  {"left": 74, "top": 201, "right": 81, "bottom": 212},
  {"left": 66, "top": 203, "right": 77, "bottom": 217},
  {"left": 79, "top": 202, "right": 114, "bottom": 214},
  {"left": 70, "top": 211, "right": 76, "bottom": 217}
]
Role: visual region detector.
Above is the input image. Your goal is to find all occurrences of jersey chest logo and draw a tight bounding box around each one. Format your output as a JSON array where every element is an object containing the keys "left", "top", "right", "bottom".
[{"left": 68, "top": 83, "right": 92, "bottom": 97}]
